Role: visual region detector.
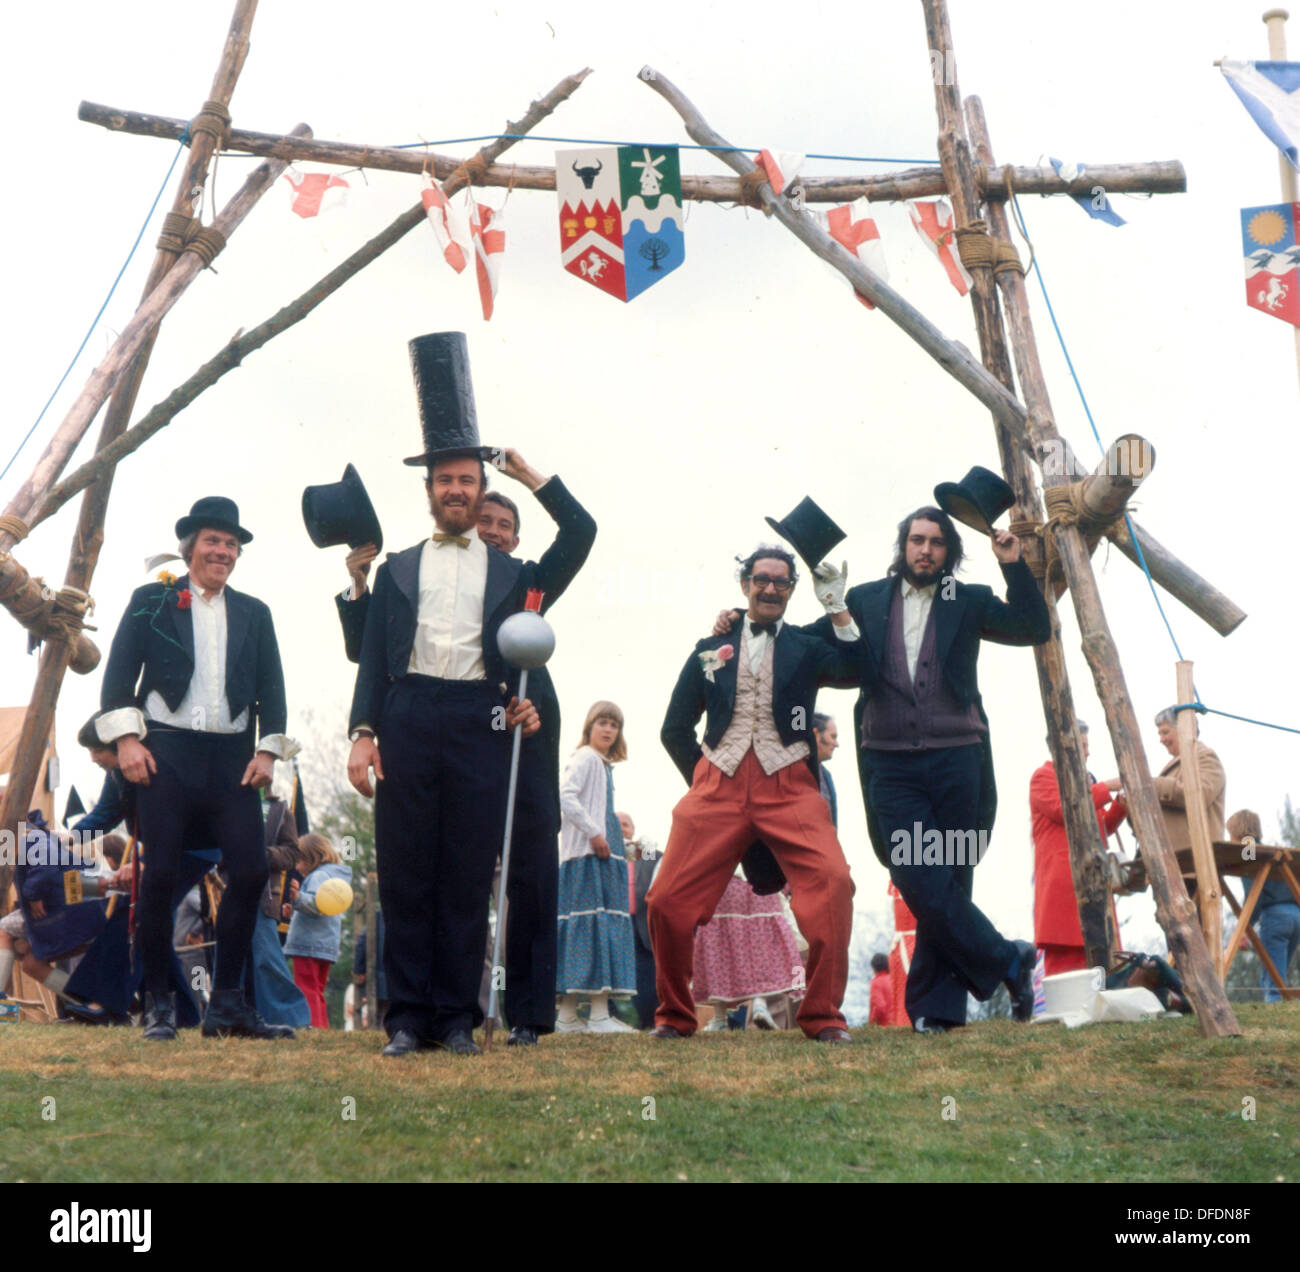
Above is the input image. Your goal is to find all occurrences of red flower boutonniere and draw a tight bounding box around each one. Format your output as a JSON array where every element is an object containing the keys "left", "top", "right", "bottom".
[
  {"left": 176, "top": 589, "right": 193, "bottom": 610},
  {"left": 699, "top": 643, "right": 734, "bottom": 683}
]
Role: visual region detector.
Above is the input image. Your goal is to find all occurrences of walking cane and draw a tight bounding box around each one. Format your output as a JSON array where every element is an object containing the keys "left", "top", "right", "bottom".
[{"left": 483, "top": 589, "right": 554, "bottom": 1051}]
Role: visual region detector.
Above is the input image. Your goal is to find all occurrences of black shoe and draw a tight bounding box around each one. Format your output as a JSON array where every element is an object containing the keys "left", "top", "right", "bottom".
[
  {"left": 434, "top": 1028, "right": 481, "bottom": 1055},
  {"left": 912, "top": 1016, "right": 954, "bottom": 1035},
  {"left": 201, "top": 989, "right": 295, "bottom": 1040},
  {"left": 507, "top": 1026, "right": 539, "bottom": 1047},
  {"left": 382, "top": 1028, "right": 425, "bottom": 1057},
  {"left": 651, "top": 1025, "right": 687, "bottom": 1039},
  {"left": 63, "top": 1000, "right": 124, "bottom": 1027},
  {"left": 141, "top": 993, "right": 178, "bottom": 1041},
  {"left": 815, "top": 1027, "right": 853, "bottom": 1044},
  {"left": 1004, "top": 939, "right": 1037, "bottom": 1022}
]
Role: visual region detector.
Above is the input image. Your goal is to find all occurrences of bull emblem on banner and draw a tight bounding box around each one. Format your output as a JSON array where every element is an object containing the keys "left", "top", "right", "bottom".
[{"left": 572, "top": 159, "right": 603, "bottom": 190}]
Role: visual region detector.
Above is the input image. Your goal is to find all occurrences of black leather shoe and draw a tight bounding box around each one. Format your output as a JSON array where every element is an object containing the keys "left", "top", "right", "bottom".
[
  {"left": 435, "top": 1028, "right": 481, "bottom": 1055},
  {"left": 382, "top": 1028, "right": 425, "bottom": 1057},
  {"left": 507, "top": 1026, "right": 539, "bottom": 1046},
  {"left": 912, "top": 1017, "right": 954, "bottom": 1035},
  {"left": 201, "top": 989, "right": 295, "bottom": 1039},
  {"left": 651, "top": 1025, "right": 687, "bottom": 1039},
  {"left": 1004, "top": 939, "right": 1037, "bottom": 1022},
  {"left": 815, "top": 1027, "right": 853, "bottom": 1044},
  {"left": 141, "top": 993, "right": 178, "bottom": 1041}
]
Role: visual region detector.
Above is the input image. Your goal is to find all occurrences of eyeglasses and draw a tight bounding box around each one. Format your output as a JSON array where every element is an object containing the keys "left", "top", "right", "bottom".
[{"left": 749, "top": 575, "right": 793, "bottom": 593}]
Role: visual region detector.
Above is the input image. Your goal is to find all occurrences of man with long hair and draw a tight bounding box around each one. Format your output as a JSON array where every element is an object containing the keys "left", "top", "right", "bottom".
[{"left": 812, "top": 505, "right": 1049, "bottom": 1032}]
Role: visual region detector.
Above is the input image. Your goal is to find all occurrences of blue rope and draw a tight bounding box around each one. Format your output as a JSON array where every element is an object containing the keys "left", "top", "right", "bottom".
[
  {"left": 1012, "top": 192, "right": 1187, "bottom": 662},
  {"left": 1, "top": 141, "right": 187, "bottom": 485},
  {"left": 1172, "top": 702, "right": 1300, "bottom": 736}
]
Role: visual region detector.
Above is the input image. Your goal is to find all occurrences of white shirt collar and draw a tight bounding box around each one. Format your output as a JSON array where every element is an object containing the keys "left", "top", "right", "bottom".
[{"left": 901, "top": 578, "right": 936, "bottom": 600}]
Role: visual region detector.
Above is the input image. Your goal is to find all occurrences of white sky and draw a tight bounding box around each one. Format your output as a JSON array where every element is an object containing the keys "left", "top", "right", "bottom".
[{"left": 3, "top": 1, "right": 1299, "bottom": 957}]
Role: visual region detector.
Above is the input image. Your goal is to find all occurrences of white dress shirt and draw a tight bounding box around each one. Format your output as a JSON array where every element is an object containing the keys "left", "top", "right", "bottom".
[
  {"left": 408, "top": 533, "right": 489, "bottom": 680},
  {"left": 145, "top": 586, "right": 249, "bottom": 733},
  {"left": 900, "top": 578, "right": 938, "bottom": 681},
  {"left": 744, "top": 614, "right": 860, "bottom": 670}
]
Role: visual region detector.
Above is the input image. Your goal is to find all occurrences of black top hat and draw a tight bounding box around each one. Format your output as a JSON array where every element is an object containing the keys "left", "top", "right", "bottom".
[
  {"left": 402, "top": 332, "right": 499, "bottom": 468},
  {"left": 933, "top": 466, "right": 1015, "bottom": 535},
  {"left": 764, "top": 497, "right": 846, "bottom": 572},
  {"left": 301, "top": 464, "right": 384, "bottom": 554},
  {"left": 175, "top": 495, "right": 253, "bottom": 544}
]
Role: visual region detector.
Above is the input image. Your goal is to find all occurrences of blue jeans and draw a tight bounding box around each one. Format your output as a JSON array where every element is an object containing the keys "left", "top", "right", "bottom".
[
  {"left": 245, "top": 911, "right": 311, "bottom": 1027},
  {"left": 1258, "top": 903, "right": 1300, "bottom": 1003}
]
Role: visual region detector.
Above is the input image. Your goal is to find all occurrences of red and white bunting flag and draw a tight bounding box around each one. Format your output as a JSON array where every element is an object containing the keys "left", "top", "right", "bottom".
[
  {"left": 468, "top": 201, "right": 506, "bottom": 321},
  {"left": 753, "top": 148, "right": 805, "bottom": 195},
  {"left": 823, "top": 199, "right": 888, "bottom": 310},
  {"left": 282, "top": 169, "right": 349, "bottom": 219},
  {"left": 907, "top": 199, "right": 971, "bottom": 296},
  {"left": 420, "top": 173, "right": 469, "bottom": 273}
]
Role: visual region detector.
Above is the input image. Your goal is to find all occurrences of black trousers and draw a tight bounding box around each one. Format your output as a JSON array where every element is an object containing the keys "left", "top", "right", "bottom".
[
  {"left": 501, "top": 737, "right": 560, "bottom": 1033},
  {"left": 864, "top": 745, "right": 1015, "bottom": 1025},
  {"left": 375, "top": 677, "right": 509, "bottom": 1041},
  {"left": 133, "top": 729, "right": 266, "bottom": 995}
]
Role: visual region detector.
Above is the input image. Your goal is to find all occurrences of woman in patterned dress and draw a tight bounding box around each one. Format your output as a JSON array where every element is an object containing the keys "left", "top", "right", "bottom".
[{"left": 555, "top": 701, "right": 638, "bottom": 1034}]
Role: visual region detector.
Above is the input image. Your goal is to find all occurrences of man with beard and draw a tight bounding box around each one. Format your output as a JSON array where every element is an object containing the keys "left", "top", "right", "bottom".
[
  {"left": 339, "top": 487, "right": 574, "bottom": 1047},
  {"left": 811, "top": 506, "right": 1049, "bottom": 1032},
  {"left": 346, "top": 332, "right": 595, "bottom": 1056}
]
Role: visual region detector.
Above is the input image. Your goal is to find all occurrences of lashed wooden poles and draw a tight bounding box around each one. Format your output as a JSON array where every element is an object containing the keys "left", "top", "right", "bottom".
[
  {"left": 959, "top": 88, "right": 1240, "bottom": 1035},
  {"left": 636, "top": 66, "right": 1243, "bottom": 639},
  {"left": 26, "top": 68, "right": 594, "bottom": 531},
  {"left": 77, "top": 99, "right": 1187, "bottom": 205},
  {"left": 1175, "top": 661, "right": 1224, "bottom": 978},
  {"left": 0, "top": 0, "right": 265, "bottom": 906},
  {"left": 918, "top": 8, "right": 1117, "bottom": 968}
]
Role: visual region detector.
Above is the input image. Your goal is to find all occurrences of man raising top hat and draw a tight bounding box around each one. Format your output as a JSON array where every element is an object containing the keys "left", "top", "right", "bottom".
[
  {"left": 346, "top": 331, "right": 596, "bottom": 1056},
  {"left": 97, "top": 496, "right": 296, "bottom": 1040}
]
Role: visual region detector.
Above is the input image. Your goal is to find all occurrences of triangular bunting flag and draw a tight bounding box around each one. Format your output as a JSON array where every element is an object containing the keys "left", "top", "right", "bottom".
[
  {"left": 753, "top": 149, "right": 805, "bottom": 196},
  {"left": 820, "top": 199, "right": 888, "bottom": 309},
  {"left": 907, "top": 199, "right": 972, "bottom": 295},
  {"left": 469, "top": 201, "right": 506, "bottom": 321},
  {"left": 421, "top": 173, "right": 470, "bottom": 273},
  {"left": 283, "top": 169, "right": 349, "bottom": 219}
]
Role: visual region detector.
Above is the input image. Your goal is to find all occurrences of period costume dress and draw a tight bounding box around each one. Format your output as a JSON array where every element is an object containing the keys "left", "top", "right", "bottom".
[{"left": 555, "top": 746, "right": 637, "bottom": 998}]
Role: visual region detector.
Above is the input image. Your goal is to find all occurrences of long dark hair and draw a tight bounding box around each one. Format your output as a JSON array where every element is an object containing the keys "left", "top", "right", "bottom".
[{"left": 887, "top": 506, "right": 964, "bottom": 578}]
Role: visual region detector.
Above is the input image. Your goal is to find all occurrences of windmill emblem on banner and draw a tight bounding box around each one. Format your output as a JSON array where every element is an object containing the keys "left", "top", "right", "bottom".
[
  {"left": 557, "top": 145, "right": 684, "bottom": 301},
  {"left": 1242, "top": 202, "right": 1300, "bottom": 328}
]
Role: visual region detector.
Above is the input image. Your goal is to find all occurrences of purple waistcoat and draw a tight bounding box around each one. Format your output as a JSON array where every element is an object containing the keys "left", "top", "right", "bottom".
[{"left": 860, "top": 582, "right": 985, "bottom": 752}]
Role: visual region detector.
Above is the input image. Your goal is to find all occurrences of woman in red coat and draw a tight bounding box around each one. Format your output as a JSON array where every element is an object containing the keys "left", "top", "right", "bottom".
[{"left": 1030, "top": 724, "right": 1127, "bottom": 977}]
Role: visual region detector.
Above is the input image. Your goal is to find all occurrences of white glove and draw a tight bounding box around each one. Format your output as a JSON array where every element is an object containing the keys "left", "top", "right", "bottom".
[{"left": 812, "top": 560, "right": 848, "bottom": 614}]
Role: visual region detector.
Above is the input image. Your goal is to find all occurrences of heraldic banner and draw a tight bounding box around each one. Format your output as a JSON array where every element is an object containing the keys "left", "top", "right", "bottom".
[
  {"left": 558, "top": 146, "right": 684, "bottom": 301},
  {"left": 1242, "top": 202, "right": 1300, "bottom": 328}
]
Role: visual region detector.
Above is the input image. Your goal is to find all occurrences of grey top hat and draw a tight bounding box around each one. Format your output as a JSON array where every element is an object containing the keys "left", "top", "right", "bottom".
[
  {"left": 402, "top": 332, "right": 499, "bottom": 468},
  {"left": 175, "top": 495, "right": 253, "bottom": 544}
]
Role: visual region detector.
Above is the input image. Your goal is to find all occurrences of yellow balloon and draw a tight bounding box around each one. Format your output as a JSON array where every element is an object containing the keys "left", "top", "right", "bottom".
[{"left": 315, "top": 877, "right": 354, "bottom": 917}]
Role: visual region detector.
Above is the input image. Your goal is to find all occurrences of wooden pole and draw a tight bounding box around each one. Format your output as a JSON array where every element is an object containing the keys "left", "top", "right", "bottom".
[
  {"left": 1262, "top": 9, "right": 1300, "bottom": 395},
  {"left": 916, "top": 9, "right": 1116, "bottom": 969},
  {"left": 0, "top": 0, "right": 262, "bottom": 906},
  {"left": 76, "top": 100, "right": 1188, "bottom": 204},
  {"left": 636, "top": 67, "right": 1245, "bottom": 639},
  {"left": 957, "top": 86, "right": 1240, "bottom": 1035},
  {"left": 1174, "top": 662, "right": 1224, "bottom": 979},
  {"left": 27, "top": 67, "right": 594, "bottom": 531}
]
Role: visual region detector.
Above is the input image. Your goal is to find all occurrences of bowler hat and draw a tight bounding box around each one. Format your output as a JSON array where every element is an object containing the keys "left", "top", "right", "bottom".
[
  {"left": 402, "top": 332, "right": 499, "bottom": 467},
  {"left": 301, "top": 463, "right": 384, "bottom": 554},
  {"left": 933, "top": 465, "right": 1015, "bottom": 535},
  {"left": 764, "top": 496, "right": 846, "bottom": 571},
  {"left": 175, "top": 495, "right": 252, "bottom": 544}
]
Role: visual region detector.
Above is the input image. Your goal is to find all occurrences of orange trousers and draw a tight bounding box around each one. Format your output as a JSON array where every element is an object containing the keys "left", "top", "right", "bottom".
[{"left": 647, "top": 751, "right": 853, "bottom": 1038}]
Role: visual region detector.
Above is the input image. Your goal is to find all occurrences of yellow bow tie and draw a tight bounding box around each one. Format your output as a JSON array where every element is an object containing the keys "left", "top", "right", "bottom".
[{"left": 433, "top": 533, "right": 471, "bottom": 548}]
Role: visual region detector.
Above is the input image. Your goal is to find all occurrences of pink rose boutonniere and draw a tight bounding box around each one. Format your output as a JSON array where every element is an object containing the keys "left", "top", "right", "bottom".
[
  {"left": 698, "top": 643, "right": 734, "bottom": 684},
  {"left": 176, "top": 589, "right": 193, "bottom": 611}
]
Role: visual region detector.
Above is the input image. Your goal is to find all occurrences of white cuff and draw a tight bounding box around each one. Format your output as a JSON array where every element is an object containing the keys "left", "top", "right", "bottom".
[
  {"left": 833, "top": 618, "right": 861, "bottom": 641},
  {"left": 342, "top": 581, "right": 367, "bottom": 603},
  {"left": 256, "top": 734, "right": 299, "bottom": 761},
  {"left": 96, "top": 708, "right": 147, "bottom": 744}
]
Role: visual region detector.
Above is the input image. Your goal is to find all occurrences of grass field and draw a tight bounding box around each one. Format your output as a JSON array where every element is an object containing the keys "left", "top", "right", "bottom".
[{"left": 1, "top": 1005, "right": 1296, "bottom": 1184}]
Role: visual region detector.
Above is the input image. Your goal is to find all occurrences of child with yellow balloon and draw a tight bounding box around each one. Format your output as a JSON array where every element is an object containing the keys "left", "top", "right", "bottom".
[{"left": 284, "top": 834, "right": 353, "bottom": 1028}]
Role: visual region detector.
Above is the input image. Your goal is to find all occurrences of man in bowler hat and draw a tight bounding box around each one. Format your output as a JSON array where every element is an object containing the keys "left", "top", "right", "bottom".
[
  {"left": 346, "top": 332, "right": 595, "bottom": 1056},
  {"left": 98, "top": 496, "right": 295, "bottom": 1040},
  {"left": 809, "top": 489, "right": 1049, "bottom": 1032}
]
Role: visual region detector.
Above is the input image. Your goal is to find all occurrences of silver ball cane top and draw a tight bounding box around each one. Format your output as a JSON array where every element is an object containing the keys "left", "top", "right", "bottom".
[{"left": 497, "top": 610, "right": 556, "bottom": 670}]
